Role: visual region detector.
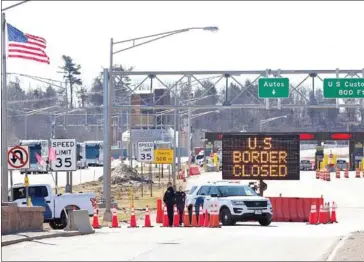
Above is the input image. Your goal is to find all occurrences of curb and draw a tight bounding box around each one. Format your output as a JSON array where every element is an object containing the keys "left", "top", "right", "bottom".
[
  {"left": 326, "top": 233, "right": 352, "bottom": 261},
  {"left": 1, "top": 230, "right": 95, "bottom": 247}
]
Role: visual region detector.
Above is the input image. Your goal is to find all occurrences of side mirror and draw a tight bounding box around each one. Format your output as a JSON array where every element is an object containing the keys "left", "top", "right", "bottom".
[{"left": 211, "top": 193, "right": 218, "bottom": 198}]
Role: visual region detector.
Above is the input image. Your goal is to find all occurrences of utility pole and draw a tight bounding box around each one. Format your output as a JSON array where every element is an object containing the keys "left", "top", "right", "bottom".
[
  {"left": 172, "top": 92, "right": 178, "bottom": 187},
  {"left": 187, "top": 75, "right": 192, "bottom": 173},
  {"left": 1, "top": 12, "right": 8, "bottom": 201},
  {"left": 102, "top": 68, "right": 112, "bottom": 222}
]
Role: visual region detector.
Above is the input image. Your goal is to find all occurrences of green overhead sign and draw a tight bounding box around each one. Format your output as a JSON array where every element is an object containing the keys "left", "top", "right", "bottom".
[{"left": 258, "top": 78, "right": 290, "bottom": 98}]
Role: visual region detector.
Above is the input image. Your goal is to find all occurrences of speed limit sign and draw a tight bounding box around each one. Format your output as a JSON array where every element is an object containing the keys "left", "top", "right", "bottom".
[
  {"left": 50, "top": 139, "right": 77, "bottom": 171},
  {"left": 137, "top": 142, "right": 154, "bottom": 162}
]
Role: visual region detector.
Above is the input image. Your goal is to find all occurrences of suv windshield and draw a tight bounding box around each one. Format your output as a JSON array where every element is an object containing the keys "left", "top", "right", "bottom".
[
  {"left": 188, "top": 186, "right": 197, "bottom": 195},
  {"left": 217, "top": 186, "right": 257, "bottom": 197},
  {"left": 195, "top": 155, "right": 204, "bottom": 160}
]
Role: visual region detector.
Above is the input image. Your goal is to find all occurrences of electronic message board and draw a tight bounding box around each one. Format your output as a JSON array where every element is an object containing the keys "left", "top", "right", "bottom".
[{"left": 222, "top": 133, "right": 300, "bottom": 180}]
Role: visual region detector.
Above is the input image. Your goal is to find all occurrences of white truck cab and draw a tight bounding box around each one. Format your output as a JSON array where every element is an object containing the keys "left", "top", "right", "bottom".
[
  {"left": 186, "top": 181, "right": 273, "bottom": 226},
  {"left": 10, "top": 183, "right": 96, "bottom": 230}
]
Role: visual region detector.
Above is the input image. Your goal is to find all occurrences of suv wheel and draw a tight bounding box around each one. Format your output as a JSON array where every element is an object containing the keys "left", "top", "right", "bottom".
[
  {"left": 219, "top": 208, "right": 235, "bottom": 226},
  {"left": 258, "top": 216, "right": 272, "bottom": 226},
  {"left": 49, "top": 219, "right": 65, "bottom": 230}
]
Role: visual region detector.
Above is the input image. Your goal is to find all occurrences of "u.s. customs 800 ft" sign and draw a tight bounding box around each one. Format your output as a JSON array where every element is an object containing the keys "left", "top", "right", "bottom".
[{"left": 222, "top": 133, "right": 300, "bottom": 180}]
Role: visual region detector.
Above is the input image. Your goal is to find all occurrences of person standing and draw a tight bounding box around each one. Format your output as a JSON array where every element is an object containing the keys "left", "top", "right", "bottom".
[
  {"left": 175, "top": 186, "right": 186, "bottom": 226},
  {"left": 163, "top": 182, "right": 176, "bottom": 227}
]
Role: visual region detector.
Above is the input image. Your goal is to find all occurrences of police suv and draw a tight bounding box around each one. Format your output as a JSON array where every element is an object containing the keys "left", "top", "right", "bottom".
[{"left": 186, "top": 181, "right": 273, "bottom": 226}]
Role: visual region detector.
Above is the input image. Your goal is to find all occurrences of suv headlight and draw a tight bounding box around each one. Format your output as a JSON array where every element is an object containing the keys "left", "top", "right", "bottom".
[{"left": 231, "top": 200, "right": 245, "bottom": 206}]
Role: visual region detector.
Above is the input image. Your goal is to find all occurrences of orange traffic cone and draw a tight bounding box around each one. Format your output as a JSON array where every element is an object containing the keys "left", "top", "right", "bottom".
[
  {"left": 198, "top": 205, "right": 204, "bottom": 227},
  {"left": 355, "top": 168, "right": 361, "bottom": 178},
  {"left": 316, "top": 169, "right": 320, "bottom": 179},
  {"left": 335, "top": 168, "right": 340, "bottom": 179},
  {"left": 191, "top": 206, "right": 198, "bottom": 227},
  {"left": 156, "top": 199, "right": 163, "bottom": 224},
  {"left": 92, "top": 208, "right": 101, "bottom": 229},
  {"left": 330, "top": 201, "right": 338, "bottom": 223},
  {"left": 173, "top": 205, "right": 180, "bottom": 227},
  {"left": 183, "top": 206, "right": 191, "bottom": 227},
  {"left": 143, "top": 205, "right": 153, "bottom": 228},
  {"left": 128, "top": 205, "right": 138, "bottom": 228},
  {"left": 162, "top": 205, "right": 169, "bottom": 227},
  {"left": 203, "top": 209, "right": 210, "bottom": 227},
  {"left": 317, "top": 204, "right": 325, "bottom": 224},
  {"left": 209, "top": 204, "right": 221, "bottom": 228},
  {"left": 325, "top": 202, "right": 331, "bottom": 224},
  {"left": 344, "top": 168, "right": 349, "bottom": 178},
  {"left": 110, "top": 207, "right": 120, "bottom": 228},
  {"left": 209, "top": 204, "right": 214, "bottom": 227},
  {"left": 326, "top": 171, "right": 331, "bottom": 182},
  {"left": 308, "top": 202, "right": 317, "bottom": 225}
]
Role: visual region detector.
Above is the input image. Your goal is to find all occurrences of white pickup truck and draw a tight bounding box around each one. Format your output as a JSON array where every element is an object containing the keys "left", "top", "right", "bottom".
[{"left": 10, "top": 183, "right": 96, "bottom": 230}]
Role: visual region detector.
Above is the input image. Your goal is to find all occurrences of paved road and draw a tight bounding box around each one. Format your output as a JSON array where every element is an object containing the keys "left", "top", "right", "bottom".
[
  {"left": 3, "top": 170, "right": 364, "bottom": 261},
  {"left": 0, "top": 223, "right": 343, "bottom": 261}
]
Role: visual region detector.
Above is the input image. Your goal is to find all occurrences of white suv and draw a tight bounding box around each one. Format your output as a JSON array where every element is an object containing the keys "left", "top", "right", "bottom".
[{"left": 186, "top": 181, "right": 273, "bottom": 226}]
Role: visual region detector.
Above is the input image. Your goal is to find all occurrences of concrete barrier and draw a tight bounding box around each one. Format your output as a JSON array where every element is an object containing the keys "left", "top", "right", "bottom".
[
  {"left": 64, "top": 210, "right": 94, "bottom": 234},
  {"left": 1, "top": 202, "right": 45, "bottom": 235}
]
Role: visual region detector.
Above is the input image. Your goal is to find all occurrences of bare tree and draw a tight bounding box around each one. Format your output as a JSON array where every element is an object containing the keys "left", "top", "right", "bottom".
[{"left": 59, "top": 55, "right": 82, "bottom": 109}]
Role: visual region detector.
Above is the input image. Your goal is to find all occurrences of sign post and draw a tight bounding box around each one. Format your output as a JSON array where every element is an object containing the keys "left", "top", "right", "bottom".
[
  {"left": 140, "top": 163, "right": 144, "bottom": 197},
  {"left": 9, "top": 170, "right": 13, "bottom": 201},
  {"left": 24, "top": 173, "right": 30, "bottom": 206},
  {"left": 137, "top": 142, "right": 154, "bottom": 197},
  {"left": 323, "top": 78, "right": 364, "bottom": 98}
]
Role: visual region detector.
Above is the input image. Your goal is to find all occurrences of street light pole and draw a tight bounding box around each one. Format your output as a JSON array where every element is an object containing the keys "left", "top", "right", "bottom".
[
  {"left": 173, "top": 93, "right": 178, "bottom": 187},
  {"left": 1, "top": 12, "right": 8, "bottom": 201},
  {"left": 104, "top": 25, "right": 219, "bottom": 215},
  {"left": 101, "top": 38, "right": 114, "bottom": 222},
  {"left": 103, "top": 68, "right": 112, "bottom": 222},
  {"left": 187, "top": 75, "right": 192, "bottom": 173}
]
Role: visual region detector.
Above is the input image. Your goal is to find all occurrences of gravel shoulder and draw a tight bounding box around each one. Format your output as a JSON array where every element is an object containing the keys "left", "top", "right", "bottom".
[{"left": 331, "top": 231, "right": 364, "bottom": 261}]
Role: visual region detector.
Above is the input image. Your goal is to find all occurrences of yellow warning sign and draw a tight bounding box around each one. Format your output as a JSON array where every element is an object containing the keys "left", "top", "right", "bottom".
[{"left": 154, "top": 149, "right": 174, "bottom": 164}]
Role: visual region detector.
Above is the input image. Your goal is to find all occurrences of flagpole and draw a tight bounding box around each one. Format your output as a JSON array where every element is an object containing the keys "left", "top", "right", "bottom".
[{"left": 1, "top": 12, "right": 9, "bottom": 202}]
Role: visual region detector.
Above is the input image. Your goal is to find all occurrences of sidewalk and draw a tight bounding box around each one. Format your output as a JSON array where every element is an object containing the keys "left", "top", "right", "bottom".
[
  {"left": 2, "top": 230, "right": 94, "bottom": 247},
  {"left": 330, "top": 231, "right": 364, "bottom": 261}
]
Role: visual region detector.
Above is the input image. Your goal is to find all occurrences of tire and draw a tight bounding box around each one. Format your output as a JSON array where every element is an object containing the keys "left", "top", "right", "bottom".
[
  {"left": 258, "top": 216, "right": 272, "bottom": 226},
  {"left": 59, "top": 211, "right": 68, "bottom": 229},
  {"left": 49, "top": 219, "right": 65, "bottom": 230},
  {"left": 219, "top": 208, "right": 235, "bottom": 226}
]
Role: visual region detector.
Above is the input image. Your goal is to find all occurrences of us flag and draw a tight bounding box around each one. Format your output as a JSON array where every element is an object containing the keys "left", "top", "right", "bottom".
[{"left": 7, "top": 23, "right": 50, "bottom": 64}]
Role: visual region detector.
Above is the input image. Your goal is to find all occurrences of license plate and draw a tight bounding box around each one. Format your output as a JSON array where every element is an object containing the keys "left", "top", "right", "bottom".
[{"left": 255, "top": 210, "right": 262, "bottom": 215}]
